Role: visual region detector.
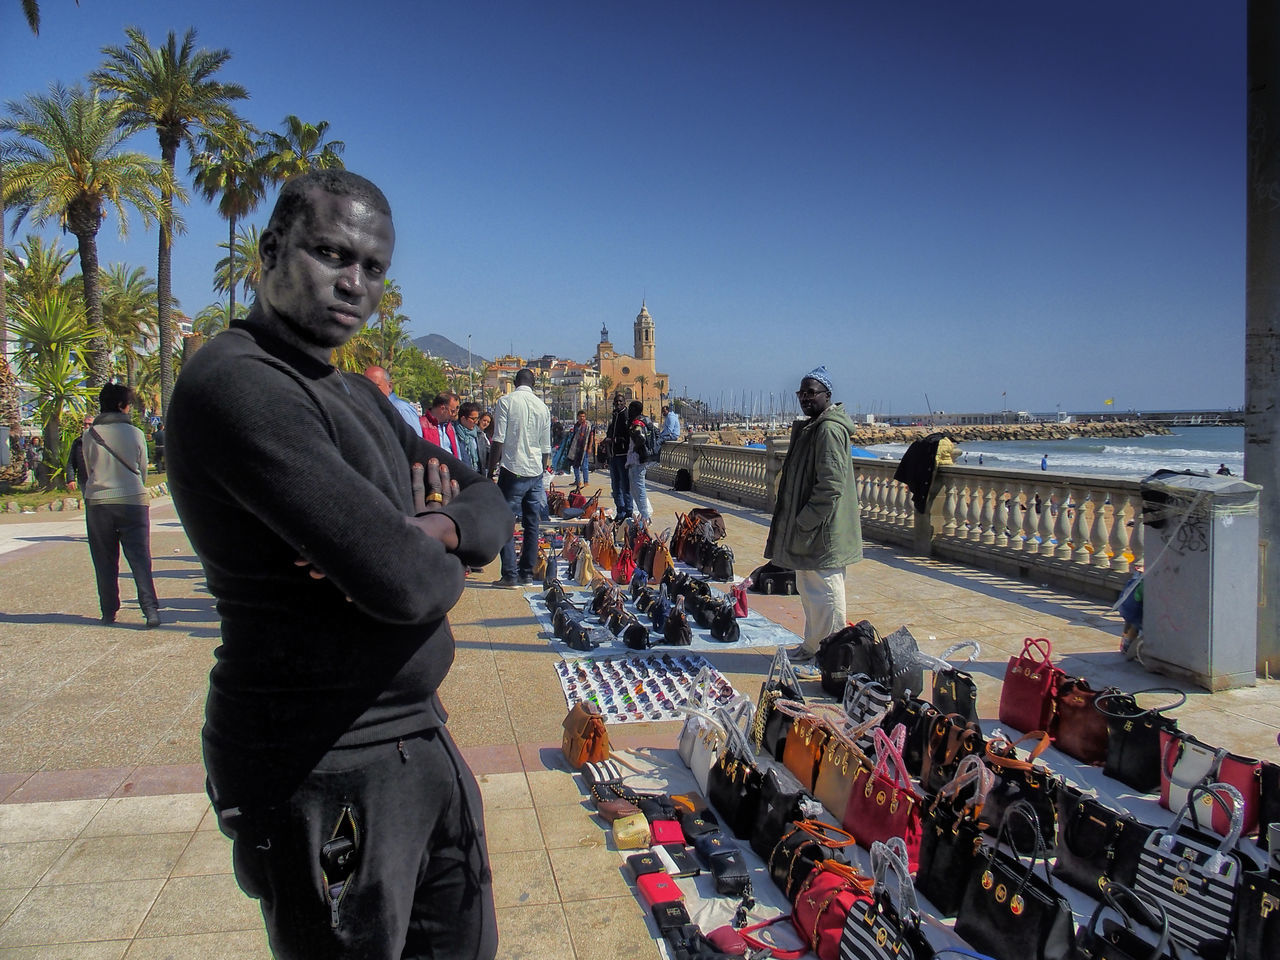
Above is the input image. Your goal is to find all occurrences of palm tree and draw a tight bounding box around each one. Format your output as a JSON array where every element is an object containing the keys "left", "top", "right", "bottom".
[
  {"left": 191, "top": 121, "right": 267, "bottom": 326},
  {"left": 9, "top": 287, "right": 96, "bottom": 486},
  {"left": 100, "top": 263, "right": 157, "bottom": 387},
  {"left": 634, "top": 374, "right": 648, "bottom": 407},
  {"left": 264, "top": 115, "right": 345, "bottom": 181},
  {"left": 214, "top": 223, "right": 262, "bottom": 305},
  {"left": 192, "top": 301, "right": 231, "bottom": 339},
  {"left": 92, "top": 25, "right": 248, "bottom": 414},
  {"left": 2, "top": 82, "right": 171, "bottom": 387},
  {"left": 4, "top": 233, "right": 77, "bottom": 308}
]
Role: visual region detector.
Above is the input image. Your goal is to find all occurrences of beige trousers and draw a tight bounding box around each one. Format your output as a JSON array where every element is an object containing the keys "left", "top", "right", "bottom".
[{"left": 796, "top": 566, "right": 847, "bottom": 654}]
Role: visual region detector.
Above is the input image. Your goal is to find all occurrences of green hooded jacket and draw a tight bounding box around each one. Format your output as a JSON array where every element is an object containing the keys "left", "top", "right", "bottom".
[{"left": 764, "top": 401, "right": 863, "bottom": 570}]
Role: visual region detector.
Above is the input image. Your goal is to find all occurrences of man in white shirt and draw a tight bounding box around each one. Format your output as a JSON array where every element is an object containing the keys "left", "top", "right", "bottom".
[{"left": 488, "top": 368, "right": 552, "bottom": 587}]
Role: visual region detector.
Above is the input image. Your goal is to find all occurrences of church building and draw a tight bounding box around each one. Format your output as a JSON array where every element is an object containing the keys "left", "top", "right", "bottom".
[{"left": 593, "top": 302, "right": 669, "bottom": 419}]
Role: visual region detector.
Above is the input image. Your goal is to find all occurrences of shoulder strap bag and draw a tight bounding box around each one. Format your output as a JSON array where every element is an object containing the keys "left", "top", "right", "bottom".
[
  {"left": 983, "top": 731, "right": 1060, "bottom": 853},
  {"left": 1095, "top": 688, "right": 1185, "bottom": 793},
  {"left": 88, "top": 427, "right": 142, "bottom": 477}
]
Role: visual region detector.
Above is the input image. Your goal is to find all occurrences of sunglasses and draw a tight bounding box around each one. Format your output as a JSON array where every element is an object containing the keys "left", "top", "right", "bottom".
[{"left": 796, "top": 388, "right": 830, "bottom": 399}]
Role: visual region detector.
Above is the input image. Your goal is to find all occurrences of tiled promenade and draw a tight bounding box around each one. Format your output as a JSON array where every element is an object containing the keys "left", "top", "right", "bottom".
[{"left": 1, "top": 484, "right": 1276, "bottom": 959}]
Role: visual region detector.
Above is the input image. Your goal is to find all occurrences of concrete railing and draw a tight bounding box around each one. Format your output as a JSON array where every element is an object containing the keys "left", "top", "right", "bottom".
[{"left": 651, "top": 438, "right": 1142, "bottom": 600}]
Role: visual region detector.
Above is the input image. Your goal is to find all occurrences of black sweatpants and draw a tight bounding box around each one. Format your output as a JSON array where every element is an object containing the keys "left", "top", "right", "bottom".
[
  {"left": 85, "top": 502, "right": 158, "bottom": 618},
  {"left": 213, "top": 726, "right": 497, "bottom": 960}
]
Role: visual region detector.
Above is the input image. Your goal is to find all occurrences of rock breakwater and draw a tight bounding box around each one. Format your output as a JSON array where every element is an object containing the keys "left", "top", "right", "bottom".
[{"left": 707, "top": 420, "right": 1166, "bottom": 447}]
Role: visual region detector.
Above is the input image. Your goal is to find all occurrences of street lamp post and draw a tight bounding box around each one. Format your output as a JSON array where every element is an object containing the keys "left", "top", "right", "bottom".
[{"left": 467, "top": 335, "right": 473, "bottom": 401}]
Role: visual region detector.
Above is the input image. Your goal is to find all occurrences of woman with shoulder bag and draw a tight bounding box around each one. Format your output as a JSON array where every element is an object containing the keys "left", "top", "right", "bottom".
[{"left": 83, "top": 383, "right": 161, "bottom": 628}]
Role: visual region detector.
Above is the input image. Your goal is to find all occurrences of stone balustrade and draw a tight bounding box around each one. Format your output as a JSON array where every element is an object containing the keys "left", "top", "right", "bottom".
[{"left": 650, "top": 439, "right": 1142, "bottom": 600}]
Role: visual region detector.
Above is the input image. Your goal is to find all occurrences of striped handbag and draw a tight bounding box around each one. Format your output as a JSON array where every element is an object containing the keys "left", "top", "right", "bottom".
[
  {"left": 843, "top": 673, "right": 894, "bottom": 755},
  {"left": 1132, "top": 782, "right": 1246, "bottom": 960},
  {"left": 838, "top": 838, "right": 934, "bottom": 960}
]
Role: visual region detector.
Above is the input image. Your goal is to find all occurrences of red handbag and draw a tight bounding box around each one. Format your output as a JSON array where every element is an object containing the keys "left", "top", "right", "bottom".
[
  {"left": 611, "top": 546, "right": 636, "bottom": 584},
  {"left": 998, "top": 637, "right": 1065, "bottom": 734},
  {"left": 840, "top": 727, "right": 924, "bottom": 872},
  {"left": 731, "top": 580, "right": 749, "bottom": 618},
  {"left": 790, "top": 860, "right": 873, "bottom": 960},
  {"left": 1160, "top": 728, "right": 1262, "bottom": 835}
]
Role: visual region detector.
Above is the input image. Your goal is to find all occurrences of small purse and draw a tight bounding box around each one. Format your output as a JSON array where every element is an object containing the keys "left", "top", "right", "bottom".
[
  {"left": 709, "top": 847, "right": 751, "bottom": 897},
  {"left": 998, "top": 637, "right": 1066, "bottom": 734},
  {"left": 933, "top": 640, "right": 980, "bottom": 723},
  {"left": 612, "top": 811, "right": 651, "bottom": 850},
  {"left": 650, "top": 820, "right": 684, "bottom": 846},
  {"left": 636, "top": 869, "right": 682, "bottom": 906},
  {"left": 1095, "top": 688, "right": 1184, "bottom": 793},
  {"left": 955, "top": 800, "right": 1076, "bottom": 960}
]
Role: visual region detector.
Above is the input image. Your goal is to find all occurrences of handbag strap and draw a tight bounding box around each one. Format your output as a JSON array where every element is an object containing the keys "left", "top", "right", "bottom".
[
  {"left": 842, "top": 673, "right": 891, "bottom": 718},
  {"left": 1094, "top": 686, "right": 1187, "bottom": 720},
  {"left": 793, "top": 817, "right": 857, "bottom": 848},
  {"left": 940, "top": 640, "right": 981, "bottom": 663},
  {"left": 870, "top": 838, "right": 921, "bottom": 922},
  {"left": 936, "top": 753, "right": 995, "bottom": 813},
  {"left": 1161, "top": 781, "right": 1245, "bottom": 862},
  {"left": 997, "top": 799, "right": 1053, "bottom": 881},
  {"left": 88, "top": 427, "right": 142, "bottom": 477},
  {"left": 765, "top": 646, "right": 805, "bottom": 700},
  {"left": 736, "top": 914, "right": 807, "bottom": 960},
  {"left": 984, "top": 731, "right": 1051, "bottom": 771}
]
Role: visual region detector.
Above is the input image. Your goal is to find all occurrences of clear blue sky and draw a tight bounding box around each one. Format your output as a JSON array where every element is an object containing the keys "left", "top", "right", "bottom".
[{"left": 5, "top": 1, "right": 1245, "bottom": 416}]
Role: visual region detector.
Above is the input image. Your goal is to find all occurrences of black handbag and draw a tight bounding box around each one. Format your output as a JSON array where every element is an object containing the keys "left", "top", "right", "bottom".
[
  {"left": 709, "top": 847, "right": 752, "bottom": 897},
  {"left": 1052, "top": 783, "right": 1150, "bottom": 898},
  {"left": 1236, "top": 860, "right": 1280, "bottom": 960},
  {"left": 983, "top": 733, "right": 1061, "bottom": 853},
  {"left": 916, "top": 755, "right": 995, "bottom": 919},
  {"left": 707, "top": 721, "right": 764, "bottom": 840},
  {"left": 766, "top": 819, "right": 855, "bottom": 904},
  {"left": 1095, "top": 689, "right": 1185, "bottom": 794},
  {"left": 1257, "top": 760, "right": 1280, "bottom": 848},
  {"left": 920, "top": 711, "right": 985, "bottom": 796},
  {"left": 879, "top": 693, "right": 938, "bottom": 778},
  {"left": 956, "top": 800, "right": 1076, "bottom": 960},
  {"left": 748, "top": 762, "right": 816, "bottom": 859},
  {"left": 881, "top": 624, "right": 925, "bottom": 702},
  {"left": 1071, "top": 882, "right": 1179, "bottom": 960},
  {"left": 753, "top": 649, "right": 804, "bottom": 761},
  {"left": 709, "top": 600, "right": 740, "bottom": 643},
  {"left": 838, "top": 838, "right": 934, "bottom": 960},
  {"left": 933, "top": 641, "right": 981, "bottom": 724},
  {"left": 662, "top": 595, "right": 693, "bottom": 646}
]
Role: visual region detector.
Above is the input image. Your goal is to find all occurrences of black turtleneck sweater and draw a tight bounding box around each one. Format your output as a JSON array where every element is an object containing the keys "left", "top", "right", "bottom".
[{"left": 167, "top": 320, "right": 511, "bottom": 807}]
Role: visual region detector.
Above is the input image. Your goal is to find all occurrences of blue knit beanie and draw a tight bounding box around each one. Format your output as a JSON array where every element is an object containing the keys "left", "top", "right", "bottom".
[{"left": 803, "top": 365, "right": 833, "bottom": 393}]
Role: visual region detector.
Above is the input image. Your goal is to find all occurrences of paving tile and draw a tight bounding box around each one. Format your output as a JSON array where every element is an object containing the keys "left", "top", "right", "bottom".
[
  {"left": 459, "top": 744, "right": 524, "bottom": 776},
  {"left": 0, "top": 841, "right": 70, "bottom": 890},
  {"left": 0, "top": 800, "right": 105, "bottom": 843},
  {"left": 0, "top": 887, "right": 25, "bottom": 927},
  {"left": 562, "top": 895, "right": 662, "bottom": 960},
  {"left": 547, "top": 845, "right": 631, "bottom": 901},
  {"left": 135, "top": 875, "right": 262, "bottom": 937},
  {"left": 486, "top": 806, "right": 546, "bottom": 853},
  {"left": 525, "top": 770, "right": 590, "bottom": 808},
  {"left": 113, "top": 766, "right": 207, "bottom": 798},
  {"left": 41, "top": 834, "right": 189, "bottom": 885},
  {"left": 536, "top": 804, "right": 606, "bottom": 850},
  {"left": 493, "top": 902, "right": 572, "bottom": 960},
  {"left": 0, "top": 942, "right": 128, "bottom": 959},
  {"left": 0, "top": 878, "right": 164, "bottom": 946},
  {"left": 0, "top": 774, "right": 32, "bottom": 804},
  {"left": 81, "top": 794, "right": 209, "bottom": 838},
  {"left": 171, "top": 829, "right": 233, "bottom": 877},
  {"left": 122, "top": 929, "right": 271, "bottom": 960},
  {"left": 490, "top": 849, "right": 559, "bottom": 908},
  {"left": 7, "top": 768, "right": 131, "bottom": 804},
  {"left": 477, "top": 772, "right": 534, "bottom": 810}
]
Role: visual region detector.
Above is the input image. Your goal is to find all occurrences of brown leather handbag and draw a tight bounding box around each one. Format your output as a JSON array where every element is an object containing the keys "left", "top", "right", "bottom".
[
  {"left": 782, "top": 710, "right": 832, "bottom": 792},
  {"left": 1053, "top": 677, "right": 1114, "bottom": 765},
  {"left": 562, "top": 701, "right": 609, "bottom": 768}
]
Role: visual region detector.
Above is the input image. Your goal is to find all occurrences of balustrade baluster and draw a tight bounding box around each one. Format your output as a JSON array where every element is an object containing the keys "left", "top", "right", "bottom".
[
  {"left": 1126, "top": 493, "right": 1145, "bottom": 570},
  {"left": 1089, "top": 489, "right": 1112, "bottom": 569},
  {"left": 1107, "top": 496, "right": 1129, "bottom": 573},
  {"left": 992, "top": 484, "right": 1009, "bottom": 548},
  {"left": 1052, "top": 487, "right": 1072, "bottom": 559},
  {"left": 942, "top": 478, "right": 959, "bottom": 539},
  {"left": 1071, "top": 491, "right": 1092, "bottom": 563},
  {"left": 967, "top": 482, "right": 983, "bottom": 542},
  {"left": 896, "top": 481, "right": 911, "bottom": 528},
  {"left": 979, "top": 483, "right": 996, "bottom": 545}
]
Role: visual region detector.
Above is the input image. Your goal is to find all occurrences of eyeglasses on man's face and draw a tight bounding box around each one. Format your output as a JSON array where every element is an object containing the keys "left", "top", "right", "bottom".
[{"left": 795, "top": 388, "right": 830, "bottom": 399}]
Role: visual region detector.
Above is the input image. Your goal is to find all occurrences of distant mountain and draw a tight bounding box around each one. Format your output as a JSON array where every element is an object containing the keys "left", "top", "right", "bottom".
[{"left": 412, "top": 334, "right": 487, "bottom": 368}]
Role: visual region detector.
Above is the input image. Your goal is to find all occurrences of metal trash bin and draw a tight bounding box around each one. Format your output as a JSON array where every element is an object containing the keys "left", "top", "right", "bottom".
[{"left": 1140, "top": 469, "right": 1261, "bottom": 690}]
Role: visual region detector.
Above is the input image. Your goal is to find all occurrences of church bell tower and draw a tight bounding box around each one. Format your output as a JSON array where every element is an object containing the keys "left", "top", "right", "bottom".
[{"left": 634, "top": 301, "right": 655, "bottom": 363}]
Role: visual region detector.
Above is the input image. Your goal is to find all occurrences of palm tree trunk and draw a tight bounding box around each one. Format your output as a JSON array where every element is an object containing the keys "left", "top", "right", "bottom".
[
  {"left": 227, "top": 214, "right": 237, "bottom": 325},
  {"left": 157, "top": 139, "right": 178, "bottom": 417},
  {"left": 73, "top": 227, "right": 110, "bottom": 388}
]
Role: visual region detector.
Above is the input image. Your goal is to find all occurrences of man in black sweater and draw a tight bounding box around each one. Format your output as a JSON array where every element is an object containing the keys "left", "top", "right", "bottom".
[{"left": 167, "top": 170, "right": 509, "bottom": 960}]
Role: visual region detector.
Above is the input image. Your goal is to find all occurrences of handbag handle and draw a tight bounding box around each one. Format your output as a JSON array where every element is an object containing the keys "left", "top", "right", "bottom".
[
  {"left": 936, "top": 753, "right": 995, "bottom": 813},
  {"left": 736, "top": 914, "right": 807, "bottom": 960},
  {"left": 765, "top": 647, "right": 806, "bottom": 702},
  {"left": 1017, "top": 636, "right": 1054, "bottom": 668},
  {"left": 870, "top": 838, "right": 921, "bottom": 923},
  {"left": 791, "top": 817, "right": 857, "bottom": 848},
  {"left": 940, "top": 640, "right": 981, "bottom": 663},
  {"left": 1085, "top": 882, "right": 1171, "bottom": 960},
  {"left": 1161, "top": 781, "right": 1245, "bottom": 863},
  {"left": 842, "top": 673, "right": 890, "bottom": 718},
  {"left": 871, "top": 727, "right": 912, "bottom": 789},
  {"left": 996, "top": 799, "right": 1053, "bottom": 883},
  {"left": 1094, "top": 687, "right": 1187, "bottom": 720},
  {"left": 984, "top": 731, "right": 1051, "bottom": 772}
]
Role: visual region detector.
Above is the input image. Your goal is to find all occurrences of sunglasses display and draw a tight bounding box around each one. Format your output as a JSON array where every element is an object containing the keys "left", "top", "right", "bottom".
[{"left": 554, "top": 654, "right": 737, "bottom": 724}]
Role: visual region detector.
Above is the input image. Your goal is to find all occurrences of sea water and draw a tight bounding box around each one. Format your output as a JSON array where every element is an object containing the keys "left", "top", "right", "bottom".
[{"left": 866, "top": 426, "right": 1245, "bottom": 480}]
